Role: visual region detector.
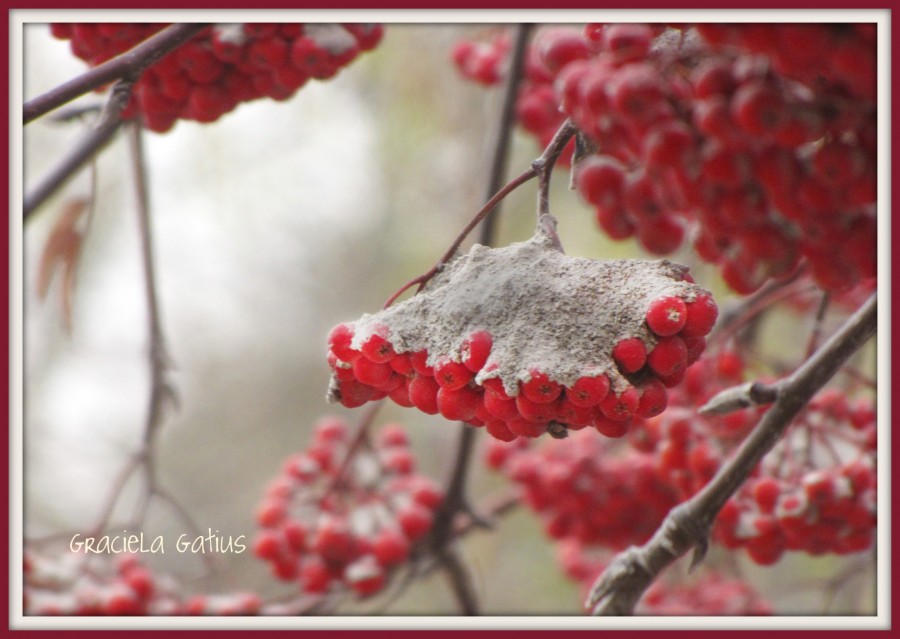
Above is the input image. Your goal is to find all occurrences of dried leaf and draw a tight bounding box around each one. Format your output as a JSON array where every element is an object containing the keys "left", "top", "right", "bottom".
[{"left": 35, "top": 197, "right": 89, "bottom": 331}]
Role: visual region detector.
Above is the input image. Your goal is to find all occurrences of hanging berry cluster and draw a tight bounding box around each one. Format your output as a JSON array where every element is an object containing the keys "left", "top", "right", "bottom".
[
  {"left": 252, "top": 417, "right": 443, "bottom": 598},
  {"left": 713, "top": 391, "right": 877, "bottom": 565},
  {"left": 50, "top": 23, "right": 383, "bottom": 132},
  {"left": 326, "top": 230, "right": 717, "bottom": 442},
  {"left": 452, "top": 23, "right": 877, "bottom": 293},
  {"left": 484, "top": 430, "right": 682, "bottom": 549},
  {"left": 23, "top": 550, "right": 262, "bottom": 615}
]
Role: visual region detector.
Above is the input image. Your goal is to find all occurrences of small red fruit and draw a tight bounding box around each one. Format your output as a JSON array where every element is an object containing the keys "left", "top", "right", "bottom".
[
  {"left": 646, "top": 295, "right": 688, "bottom": 336},
  {"left": 612, "top": 337, "right": 647, "bottom": 373},
  {"left": 461, "top": 330, "right": 493, "bottom": 372},
  {"left": 566, "top": 373, "right": 610, "bottom": 407},
  {"left": 521, "top": 369, "right": 562, "bottom": 404}
]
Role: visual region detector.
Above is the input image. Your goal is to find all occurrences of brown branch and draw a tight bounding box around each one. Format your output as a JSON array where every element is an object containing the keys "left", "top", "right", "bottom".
[
  {"left": 24, "top": 23, "right": 208, "bottom": 124},
  {"left": 587, "top": 292, "right": 877, "bottom": 615},
  {"left": 23, "top": 79, "right": 131, "bottom": 220}
]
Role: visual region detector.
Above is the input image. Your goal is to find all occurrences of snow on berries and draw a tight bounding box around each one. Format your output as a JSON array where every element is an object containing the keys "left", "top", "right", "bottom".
[
  {"left": 326, "top": 228, "right": 717, "bottom": 441},
  {"left": 50, "top": 23, "right": 384, "bottom": 132},
  {"left": 252, "top": 417, "right": 443, "bottom": 598}
]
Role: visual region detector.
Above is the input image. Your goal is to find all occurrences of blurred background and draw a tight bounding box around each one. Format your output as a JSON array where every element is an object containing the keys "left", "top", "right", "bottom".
[{"left": 21, "top": 21, "right": 875, "bottom": 616}]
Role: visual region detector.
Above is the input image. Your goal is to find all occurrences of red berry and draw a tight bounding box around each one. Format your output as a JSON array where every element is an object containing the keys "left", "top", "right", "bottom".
[
  {"left": 345, "top": 555, "right": 386, "bottom": 597},
  {"left": 646, "top": 296, "right": 688, "bottom": 336},
  {"left": 516, "top": 394, "right": 560, "bottom": 423},
  {"left": 521, "top": 369, "right": 562, "bottom": 404},
  {"left": 535, "top": 27, "right": 591, "bottom": 74},
  {"left": 565, "top": 373, "right": 610, "bottom": 408},
  {"left": 555, "top": 397, "right": 594, "bottom": 428},
  {"left": 576, "top": 156, "right": 627, "bottom": 210},
  {"left": 436, "top": 385, "right": 481, "bottom": 422},
  {"left": 681, "top": 294, "right": 719, "bottom": 337},
  {"left": 636, "top": 378, "right": 668, "bottom": 418},
  {"left": 371, "top": 527, "right": 410, "bottom": 567},
  {"left": 409, "top": 350, "right": 434, "bottom": 376},
  {"left": 360, "top": 331, "right": 396, "bottom": 364},
  {"left": 603, "top": 23, "right": 653, "bottom": 63},
  {"left": 647, "top": 335, "right": 688, "bottom": 378},
  {"left": 753, "top": 477, "right": 782, "bottom": 514},
  {"left": 461, "top": 330, "right": 493, "bottom": 372},
  {"left": 485, "top": 419, "right": 518, "bottom": 442},
  {"left": 483, "top": 390, "right": 520, "bottom": 420},
  {"left": 408, "top": 375, "right": 440, "bottom": 415},
  {"left": 312, "top": 515, "right": 355, "bottom": 564},
  {"left": 253, "top": 530, "right": 283, "bottom": 561},
  {"left": 335, "top": 378, "right": 380, "bottom": 408},
  {"left": 598, "top": 386, "right": 639, "bottom": 421},
  {"left": 612, "top": 337, "right": 647, "bottom": 373},
  {"left": 352, "top": 357, "right": 393, "bottom": 387},
  {"left": 506, "top": 417, "right": 549, "bottom": 438},
  {"left": 299, "top": 556, "right": 333, "bottom": 593},
  {"left": 397, "top": 503, "right": 434, "bottom": 541},
  {"left": 433, "top": 356, "right": 474, "bottom": 390},
  {"left": 387, "top": 378, "right": 414, "bottom": 408},
  {"left": 328, "top": 323, "right": 360, "bottom": 362},
  {"left": 593, "top": 414, "right": 631, "bottom": 438},
  {"left": 389, "top": 353, "right": 413, "bottom": 375}
]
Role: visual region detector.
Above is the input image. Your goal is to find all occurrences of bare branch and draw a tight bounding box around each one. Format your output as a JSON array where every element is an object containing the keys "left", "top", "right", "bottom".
[{"left": 588, "top": 292, "right": 877, "bottom": 615}]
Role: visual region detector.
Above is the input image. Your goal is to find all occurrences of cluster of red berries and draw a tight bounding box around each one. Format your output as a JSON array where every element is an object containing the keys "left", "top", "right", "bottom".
[
  {"left": 485, "top": 342, "right": 875, "bottom": 572},
  {"left": 629, "top": 349, "right": 765, "bottom": 498},
  {"left": 485, "top": 429, "right": 681, "bottom": 550},
  {"left": 452, "top": 24, "right": 876, "bottom": 293},
  {"left": 23, "top": 550, "right": 261, "bottom": 615},
  {"left": 631, "top": 350, "right": 877, "bottom": 565},
  {"left": 327, "top": 270, "right": 716, "bottom": 443},
  {"left": 50, "top": 23, "right": 383, "bottom": 132},
  {"left": 714, "top": 390, "right": 876, "bottom": 565},
  {"left": 252, "top": 417, "right": 443, "bottom": 598}
]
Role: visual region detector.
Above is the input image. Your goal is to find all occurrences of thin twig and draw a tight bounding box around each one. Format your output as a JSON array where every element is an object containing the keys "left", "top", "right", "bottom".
[
  {"left": 128, "top": 123, "right": 176, "bottom": 445},
  {"left": 24, "top": 23, "right": 208, "bottom": 124},
  {"left": 805, "top": 291, "right": 831, "bottom": 359},
  {"left": 587, "top": 293, "right": 877, "bottom": 615}
]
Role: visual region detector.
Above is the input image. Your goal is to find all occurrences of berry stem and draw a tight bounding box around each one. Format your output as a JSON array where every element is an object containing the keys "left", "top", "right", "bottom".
[
  {"left": 587, "top": 292, "right": 877, "bottom": 615},
  {"left": 24, "top": 23, "right": 209, "bottom": 125}
]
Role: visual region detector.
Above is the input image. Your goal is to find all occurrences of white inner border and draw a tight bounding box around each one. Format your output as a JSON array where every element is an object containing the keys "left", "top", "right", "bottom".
[{"left": 10, "top": 8, "right": 891, "bottom": 632}]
